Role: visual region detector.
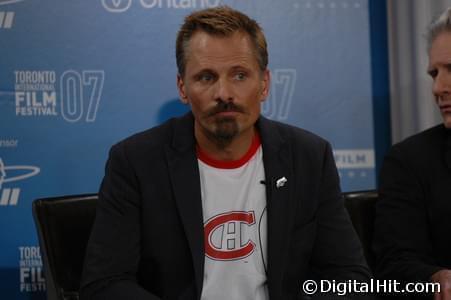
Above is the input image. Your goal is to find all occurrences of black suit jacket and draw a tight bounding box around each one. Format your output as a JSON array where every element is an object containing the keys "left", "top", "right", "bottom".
[
  {"left": 81, "top": 113, "right": 371, "bottom": 300},
  {"left": 373, "top": 125, "right": 451, "bottom": 290}
]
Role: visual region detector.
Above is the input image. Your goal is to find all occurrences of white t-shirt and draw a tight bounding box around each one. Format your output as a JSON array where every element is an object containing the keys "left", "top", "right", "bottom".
[{"left": 197, "top": 134, "right": 269, "bottom": 300}]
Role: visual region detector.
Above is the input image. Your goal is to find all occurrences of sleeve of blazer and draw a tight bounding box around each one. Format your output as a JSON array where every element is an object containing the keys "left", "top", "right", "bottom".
[
  {"left": 373, "top": 145, "right": 442, "bottom": 282},
  {"left": 80, "top": 142, "right": 161, "bottom": 300},
  {"left": 310, "top": 142, "right": 373, "bottom": 299}
]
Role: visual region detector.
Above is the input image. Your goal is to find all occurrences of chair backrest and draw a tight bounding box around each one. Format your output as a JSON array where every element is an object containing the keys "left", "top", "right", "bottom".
[
  {"left": 32, "top": 194, "right": 98, "bottom": 300},
  {"left": 343, "top": 190, "right": 378, "bottom": 272},
  {"left": 32, "top": 191, "right": 377, "bottom": 299}
]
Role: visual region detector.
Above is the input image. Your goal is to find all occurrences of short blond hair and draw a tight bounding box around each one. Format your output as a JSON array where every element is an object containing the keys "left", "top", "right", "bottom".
[
  {"left": 427, "top": 7, "right": 451, "bottom": 50},
  {"left": 176, "top": 6, "right": 268, "bottom": 76}
]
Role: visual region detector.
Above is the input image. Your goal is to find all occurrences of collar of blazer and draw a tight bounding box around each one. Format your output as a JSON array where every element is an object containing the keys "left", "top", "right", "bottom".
[{"left": 165, "top": 112, "right": 297, "bottom": 299}]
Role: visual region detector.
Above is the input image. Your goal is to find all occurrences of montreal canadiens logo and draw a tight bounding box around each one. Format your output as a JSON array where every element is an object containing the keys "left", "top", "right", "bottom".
[{"left": 204, "top": 211, "right": 256, "bottom": 261}]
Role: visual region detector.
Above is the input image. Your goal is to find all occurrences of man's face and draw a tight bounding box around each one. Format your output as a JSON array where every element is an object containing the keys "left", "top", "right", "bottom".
[
  {"left": 429, "top": 31, "right": 451, "bottom": 128},
  {"left": 177, "top": 31, "right": 270, "bottom": 144}
]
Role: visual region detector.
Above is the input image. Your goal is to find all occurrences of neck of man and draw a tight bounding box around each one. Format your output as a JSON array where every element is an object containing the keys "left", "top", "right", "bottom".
[{"left": 195, "top": 124, "right": 256, "bottom": 161}]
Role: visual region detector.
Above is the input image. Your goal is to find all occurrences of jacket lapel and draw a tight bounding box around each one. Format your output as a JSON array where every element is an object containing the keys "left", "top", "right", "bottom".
[
  {"left": 258, "top": 117, "right": 297, "bottom": 299},
  {"left": 165, "top": 113, "right": 204, "bottom": 299},
  {"left": 164, "top": 114, "right": 299, "bottom": 298}
]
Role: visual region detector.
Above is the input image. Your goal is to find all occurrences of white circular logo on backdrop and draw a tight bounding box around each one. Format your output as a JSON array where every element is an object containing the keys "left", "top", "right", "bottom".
[{"left": 101, "top": 0, "right": 132, "bottom": 13}]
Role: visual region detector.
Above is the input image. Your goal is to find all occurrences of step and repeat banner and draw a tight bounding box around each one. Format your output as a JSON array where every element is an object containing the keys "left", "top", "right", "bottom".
[{"left": 0, "top": 0, "right": 382, "bottom": 298}]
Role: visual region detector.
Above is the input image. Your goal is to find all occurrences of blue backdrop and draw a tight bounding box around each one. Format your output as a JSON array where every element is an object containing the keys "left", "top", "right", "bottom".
[{"left": 0, "top": 0, "right": 388, "bottom": 298}]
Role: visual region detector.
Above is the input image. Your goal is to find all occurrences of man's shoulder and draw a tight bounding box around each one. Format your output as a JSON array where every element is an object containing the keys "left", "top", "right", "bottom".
[
  {"left": 385, "top": 124, "right": 448, "bottom": 171},
  {"left": 119, "top": 120, "right": 173, "bottom": 147},
  {"left": 391, "top": 124, "right": 446, "bottom": 155},
  {"left": 112, "top": 113, "right": 193, "bottom": 155},
  {"left": 259, "top": 117, "right": 329, "bottom": 149}
]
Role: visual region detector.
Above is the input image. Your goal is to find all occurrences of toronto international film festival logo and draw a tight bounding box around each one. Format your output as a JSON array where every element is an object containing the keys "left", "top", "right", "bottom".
[
  {"left": 19, "top": 246, "right": 45, "bottom": 292},
  {"left": 333, "top": 149, "right": 375, "bottom": 179},
  {"left": 0, "top": 157, "right": 40, "bottom": 206},
  {"left": 262, "top": 69, "right": 297, "bottom": 121},
  {"left": 14, "top": 70, "right": 105, "bottom": 123},
  {"left": 0, "top": 0, "right": 25, "bottom": 29}
]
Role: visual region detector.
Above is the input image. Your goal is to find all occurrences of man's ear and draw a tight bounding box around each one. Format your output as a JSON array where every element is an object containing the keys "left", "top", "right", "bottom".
[
  {"left": 177, "top": 74, "right": 189, "bottom": 104},
  {"left": 260, "top": 69, "right": 271, "bottom": 102}
]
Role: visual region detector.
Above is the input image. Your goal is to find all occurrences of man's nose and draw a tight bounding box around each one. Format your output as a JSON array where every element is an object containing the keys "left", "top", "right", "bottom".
[
  {"left": 213, "top": 78, "right": 233, "bottom": 102},
  {"left": 433, "top": 71, "right": 451, "bottom": 98}
]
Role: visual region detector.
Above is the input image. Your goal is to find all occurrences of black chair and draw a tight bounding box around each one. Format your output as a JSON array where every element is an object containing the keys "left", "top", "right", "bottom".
[
  {"left": 32, "top": 194, "right": 98, "bottom": 300},
  {"left": 343, "top": 190, "right": 378, "bottom": 272},
  {"left": 32, "top": 191, "right": 378, "bottom": 299}
]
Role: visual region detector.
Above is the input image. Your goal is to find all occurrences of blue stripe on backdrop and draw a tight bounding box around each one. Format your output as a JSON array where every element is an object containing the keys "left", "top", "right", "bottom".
[{"left": 369, "top": 0, "right": 391, "bottom": 182}]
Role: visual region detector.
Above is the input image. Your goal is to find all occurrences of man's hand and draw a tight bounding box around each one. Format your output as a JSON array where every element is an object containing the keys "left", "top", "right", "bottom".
[{"left": 432, "top": 269, "right": 451, "bottom": 300}]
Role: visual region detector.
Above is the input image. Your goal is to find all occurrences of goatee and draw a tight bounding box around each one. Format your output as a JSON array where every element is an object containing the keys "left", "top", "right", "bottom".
[
  {"left": 211, "top": 117, "right": 239, "bottom": 148},
  {"left": 204, "top": 101, "right": 244, "bottom": 148}
]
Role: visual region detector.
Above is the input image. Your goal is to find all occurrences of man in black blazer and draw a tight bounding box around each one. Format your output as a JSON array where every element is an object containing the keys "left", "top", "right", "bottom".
[
  {"left": 373, "top": 125, "right": 451, "bottom": 299},
  {"left": 81, "top": 6, "right": 371, "bottom": 300},
  {"left": 373, "top": 7, "right": 451, "bottom": 300}
]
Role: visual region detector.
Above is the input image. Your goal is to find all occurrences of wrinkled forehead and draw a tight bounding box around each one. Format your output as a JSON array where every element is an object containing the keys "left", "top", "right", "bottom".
[
  {"left": 184, "top": 30, "right": 259, "bottom": 70},
  {"left": 429, "top": 31, "right": 451, "bottom": 60},
  {"left": 187, "top": 30, "right": 256, "bottom": 55}
]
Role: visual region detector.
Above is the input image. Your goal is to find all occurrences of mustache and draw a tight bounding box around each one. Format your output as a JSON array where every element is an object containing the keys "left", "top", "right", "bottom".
[{"left": 206, "top": 101, "right": 246, "bottom": 117}]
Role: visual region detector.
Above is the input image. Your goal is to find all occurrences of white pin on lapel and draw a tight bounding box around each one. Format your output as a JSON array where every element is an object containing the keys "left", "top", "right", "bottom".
[{"left": 276, "top": 177, "right": 287, "bottom": 188}]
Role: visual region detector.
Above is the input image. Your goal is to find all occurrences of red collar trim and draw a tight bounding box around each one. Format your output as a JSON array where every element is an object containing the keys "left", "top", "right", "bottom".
[{"left": 197, "top": 133, "right": 261, "bottom": 169}]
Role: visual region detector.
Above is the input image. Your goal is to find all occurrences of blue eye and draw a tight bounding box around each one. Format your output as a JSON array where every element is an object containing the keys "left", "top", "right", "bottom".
[
  {"left": 198, "top": 73, "right": 214, "bottom": 82},
  {"left": 234, "top": 72, "right": 246, "bottom": 81}
]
